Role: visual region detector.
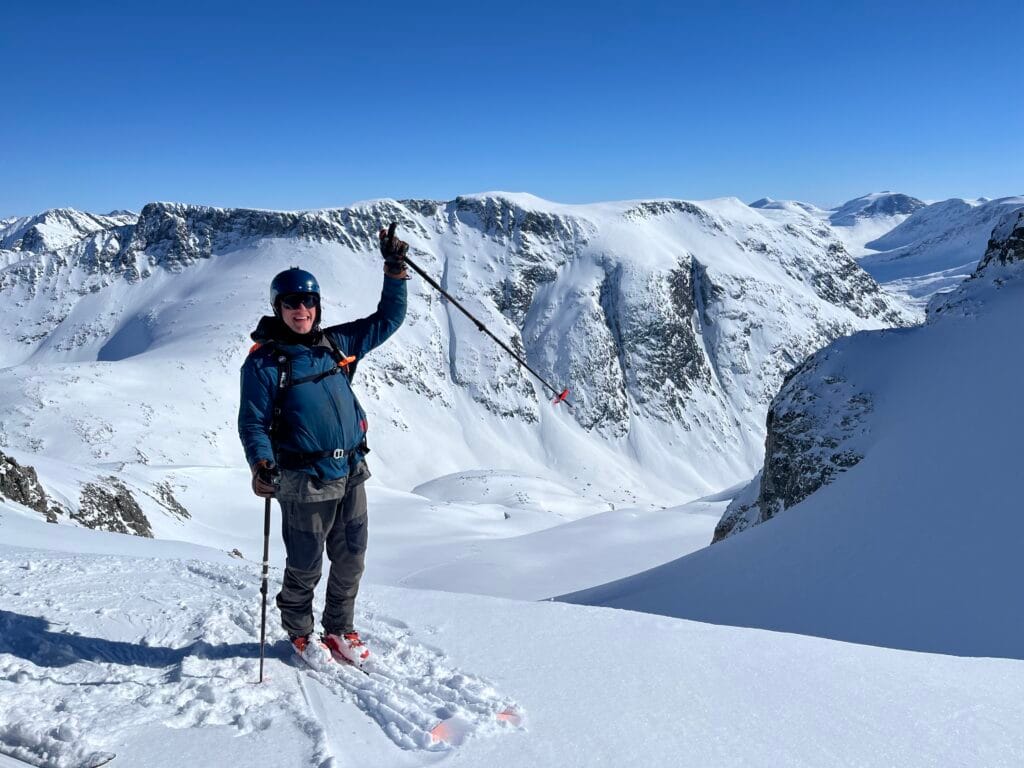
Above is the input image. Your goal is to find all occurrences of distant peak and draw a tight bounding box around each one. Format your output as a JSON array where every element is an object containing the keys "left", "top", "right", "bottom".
[{"left": 830, "top": 192, "right": 926, "bottom": 226}]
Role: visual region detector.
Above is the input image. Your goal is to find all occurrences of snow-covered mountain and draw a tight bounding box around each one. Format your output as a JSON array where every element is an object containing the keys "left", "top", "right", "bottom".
[
  {"left": 2, "top": 196, "right": 1022, "bottom": 767},
  {"left": 828, "top": 191, "right": 926, "bottom": 227},
  {"left": 751, "top": 192, "right": 925, "bottom": 259},
  {"left": 716, "top": 204, "right": 1024, "bottom": 539},
  {"left": 0, "top": 194, "right": 912, "bottom": 533},
  {"left": 857, "top": 195, "right": 1024, "bottom": 302},
  {"left": 565, "top": 207, "right": 1024, "bottom": 659},
  {"left": 0, "top": 208, "right": 136, "bottom": 254},
  {"left": 750, "top": 191, "right": 1024, "bottom": 309}
]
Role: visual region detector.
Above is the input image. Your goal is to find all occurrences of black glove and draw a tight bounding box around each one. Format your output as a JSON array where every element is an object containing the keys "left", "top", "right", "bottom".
[
  {"left": 379, "top": 222, "right": 409, "bottom": 278},
  {"left": 252, "top": 460, "right": 280, "bottom": 498}
]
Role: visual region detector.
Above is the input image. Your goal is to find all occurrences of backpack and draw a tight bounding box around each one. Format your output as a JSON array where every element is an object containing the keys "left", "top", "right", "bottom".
[{"left": 248, "top": 334, "right": 368, "bottom": 468}]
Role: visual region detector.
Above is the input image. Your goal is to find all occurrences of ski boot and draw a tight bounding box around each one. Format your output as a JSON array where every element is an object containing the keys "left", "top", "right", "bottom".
[{"left": 323, "top": 631, "right": 371, "bottom": 667}]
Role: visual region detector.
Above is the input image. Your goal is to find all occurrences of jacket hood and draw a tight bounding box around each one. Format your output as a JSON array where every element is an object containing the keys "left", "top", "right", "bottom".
[{"left": 250, "top": 315, "right": 323, "bottom": 346}]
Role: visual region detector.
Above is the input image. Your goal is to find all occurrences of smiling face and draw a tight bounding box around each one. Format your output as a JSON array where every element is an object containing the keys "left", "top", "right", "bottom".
[{"left": 278, "top": 293, "right": 318, "bottom": 335}]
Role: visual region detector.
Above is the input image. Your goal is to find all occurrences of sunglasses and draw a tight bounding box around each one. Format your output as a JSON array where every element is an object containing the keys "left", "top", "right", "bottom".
[{"left": 280, "top": 293, "right": 318, "bottom": 310}]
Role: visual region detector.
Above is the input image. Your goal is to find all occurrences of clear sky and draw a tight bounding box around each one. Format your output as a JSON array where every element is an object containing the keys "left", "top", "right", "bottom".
[{"left": 2, "top": 0, "right": 1021, "bottom": 216}]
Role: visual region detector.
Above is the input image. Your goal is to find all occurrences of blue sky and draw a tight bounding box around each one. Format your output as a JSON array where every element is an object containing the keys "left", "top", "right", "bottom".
[{"left": 2, "top": 0, "right": 1021, "bottom": 215}]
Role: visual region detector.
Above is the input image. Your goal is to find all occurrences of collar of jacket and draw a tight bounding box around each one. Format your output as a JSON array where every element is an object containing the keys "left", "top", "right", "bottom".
[{"left": 250, "top": 315, "right": 323, "bottom": 347}]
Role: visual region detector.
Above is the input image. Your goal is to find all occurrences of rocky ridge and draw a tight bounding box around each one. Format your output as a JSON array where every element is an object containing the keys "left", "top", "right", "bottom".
[
  {"left": 714, "top": 208, "right": 1024, "bottom": 541},
  {"left": 1, "top": 193, "right": 915, "bottom": 505}
]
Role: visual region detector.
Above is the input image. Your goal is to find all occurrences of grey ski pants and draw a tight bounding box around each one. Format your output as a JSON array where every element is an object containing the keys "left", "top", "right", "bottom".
[{"left": 275, "top": 472, "right": 368, "bottom": 638}]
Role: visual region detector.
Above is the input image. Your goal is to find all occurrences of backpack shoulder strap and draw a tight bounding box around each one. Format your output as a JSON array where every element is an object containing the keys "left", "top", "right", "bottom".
[
  {"left": 319, "top": 333, "right": 359, "bottom": 382},
  {"left": 251, "top": 340, "right": 291, "bottom": 442}
]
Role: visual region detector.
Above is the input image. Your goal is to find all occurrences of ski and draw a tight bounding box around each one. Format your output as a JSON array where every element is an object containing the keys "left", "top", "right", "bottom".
[
  {"left": 429, "top": 708, "right": 523, "bottom": 746},
  {"left": 291, "top": 639, "right": 370, "bottom": 676},
  {"left": 326, "top": 647, "right": 370, "bottom": 675}
]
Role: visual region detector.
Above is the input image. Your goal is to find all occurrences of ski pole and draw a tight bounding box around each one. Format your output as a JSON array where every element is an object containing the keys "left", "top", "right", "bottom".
[
  {"left": 402, "top": 251, "right": 572, "bottom": 407},
  {"left": 258, "top": 496, "right": 271, "bottom": 683}
]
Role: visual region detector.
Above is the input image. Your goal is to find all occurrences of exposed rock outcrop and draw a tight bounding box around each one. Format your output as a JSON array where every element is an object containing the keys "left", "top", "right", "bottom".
[
  {"left": 0, "top": 450, "right": 56, "bottom": 521},
  {"left": 713, "top": 347, "right": 873, "bottom": 541},
  {"left": 716, "top": 208, "right": 1024, "bottom": 541},
  {"left": 928, "top": 208, "right": 1024, "bottom": 320},
  {"left": 76, "top": 478, "right": 152, "bottom": 537}
]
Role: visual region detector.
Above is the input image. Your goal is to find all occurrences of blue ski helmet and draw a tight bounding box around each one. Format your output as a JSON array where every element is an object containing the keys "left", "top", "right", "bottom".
[{"left": 270, "top": 267, "right": 320, "bottom": 316}]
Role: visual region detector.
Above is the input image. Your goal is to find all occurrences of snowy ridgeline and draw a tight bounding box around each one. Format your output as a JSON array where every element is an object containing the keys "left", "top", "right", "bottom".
[
  {"left": 1, "top": 197, "right": 1024, "bottom": 766},
  {"left": 0, "top": 192, "right": 917, "bottom": 526},
  {"left": 752, "top": 192, "right": 1024, "bottom": 305},
  {"left": 565, "top": 209, "right": 1024, "bottom": 661}
]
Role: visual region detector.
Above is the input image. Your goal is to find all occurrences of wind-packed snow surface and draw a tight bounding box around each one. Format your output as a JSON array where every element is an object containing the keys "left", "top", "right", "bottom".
[
  {"left": 565, "top": 210, "right": 1024, "bottom": 661},
  {"left": 2, "top": 504, "right": 1022, "bottom": 768}
]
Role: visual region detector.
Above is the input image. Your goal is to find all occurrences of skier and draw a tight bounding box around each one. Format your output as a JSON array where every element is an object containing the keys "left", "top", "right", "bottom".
[{"left": 238, "top": 224, "right": 408, "bottom": 666}]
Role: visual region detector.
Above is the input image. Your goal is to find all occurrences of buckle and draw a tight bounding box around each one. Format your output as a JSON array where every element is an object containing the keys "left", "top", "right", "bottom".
[{"left": 332, "top": 448, "right": 345, "bottom": 459}]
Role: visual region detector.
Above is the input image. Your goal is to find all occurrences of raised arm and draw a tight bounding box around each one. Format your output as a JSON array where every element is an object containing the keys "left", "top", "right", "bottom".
[{"left": 326, "top": 274, "right": 407, "bottom": 357}]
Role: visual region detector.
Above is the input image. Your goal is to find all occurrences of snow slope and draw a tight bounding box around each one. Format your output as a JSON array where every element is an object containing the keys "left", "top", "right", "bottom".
[
  {"left": 750, "top": 192, "right": 1024, "bottom": 309},
  {"left": 0, "top": 194, "right": 912, "bottom": 588},
  {"left": 751, "top": 192, "right": 924, "bottom": 259},
  {"left": 564, "top": 211, "right": 1024, "bottom": 660},
  {"left": 2, "top": 196, "right": 1022, "bottom": 767},
  {"left": 857, "top": 196, "right": 1024, "bottom": 304},
  {"left": 2, "top": 504, "right": 1022, "bottom": 768}
]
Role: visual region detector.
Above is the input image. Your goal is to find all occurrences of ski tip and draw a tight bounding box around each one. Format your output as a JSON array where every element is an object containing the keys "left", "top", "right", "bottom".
[
  {"left": 429, "top": 720, "right": 454, "bottom": 744},
  {"left": 496, "top": 708, "right": 523, "bottom": 727},
  {"left": 428, "top": 715, "right": 475, "bottom": 747}
]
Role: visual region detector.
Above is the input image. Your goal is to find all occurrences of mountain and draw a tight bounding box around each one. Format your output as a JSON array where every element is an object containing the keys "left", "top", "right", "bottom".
[
  {"left": 2, "top": 198, "right": 1021, "bottom": 765},
  {"left": 828, "top": 192, "right": 926, "bottom": 227},
  {"left": 748, "top": 191, "right": 1024, "bottom": 307},
  {"left": 564, "top": 209, "right": 1024, "bottom": 659},
  {"left": 0, "top": 207, "right": 136, "bottom": 253},
  {"left": 857, "top": 196, "right": 1024, "bottom": 302},
  {"left": 0, "top": 194, "right": 912, "bottom": 527},
  {"left": 747, "top": 192, "right": 925, "bottom": 261}
]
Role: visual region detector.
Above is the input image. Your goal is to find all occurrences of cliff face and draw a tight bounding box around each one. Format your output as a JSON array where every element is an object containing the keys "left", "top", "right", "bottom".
[
  {"left": 712, "top": 341, "right": 874, "bottom": 541},
  {"left": 0, "top": 447, "right": 159, "bottom": 536},
  {"left": 715, "top": 207, "right": 1024, "bottom": 541},
  {"left": 1, "top": 193, "right": 913, "bottom": 504}
]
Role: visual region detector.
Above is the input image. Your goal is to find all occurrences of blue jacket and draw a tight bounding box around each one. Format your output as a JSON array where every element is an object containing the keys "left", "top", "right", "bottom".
[{"left": 238, "top": 275, "right": 407, "bottom": 480}]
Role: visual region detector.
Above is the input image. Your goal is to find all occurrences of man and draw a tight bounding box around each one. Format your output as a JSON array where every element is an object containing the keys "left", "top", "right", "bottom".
[{"left": 238, "top": 224, "right": 408, "bottom": 666}]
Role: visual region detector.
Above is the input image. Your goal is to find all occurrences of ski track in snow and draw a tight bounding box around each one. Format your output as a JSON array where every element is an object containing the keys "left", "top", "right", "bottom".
[{"left": 0, "top": 548, "right": 522, "bottom": 768}]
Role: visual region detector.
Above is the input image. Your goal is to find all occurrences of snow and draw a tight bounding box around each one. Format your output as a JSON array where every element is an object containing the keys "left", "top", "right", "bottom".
[
  {"left": 857, "top": 196, "right": 1024, "bottom": 305},
  {"left": 746, "top": 192, "right": 1024, "bottom": 310},
  {"left": 565, "top": 263, "right": 1024, "bottom": 661},
  {"left": 2, "top": 505, "right": 1023, "bottom": 767},
  {"left": 2, "top": 192, "right": 1021, "bottom": 766}
]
